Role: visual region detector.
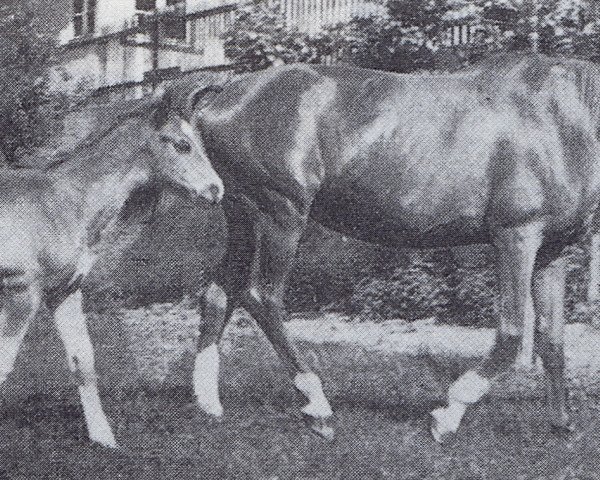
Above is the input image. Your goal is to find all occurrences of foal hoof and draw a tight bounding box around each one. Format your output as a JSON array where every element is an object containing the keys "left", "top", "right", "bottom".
[
  {"left": 196, "top": 406, "right": 224, "bottom": 424},
  {"left": 304, "top": 415, "right": 335, "bottom": 441}
]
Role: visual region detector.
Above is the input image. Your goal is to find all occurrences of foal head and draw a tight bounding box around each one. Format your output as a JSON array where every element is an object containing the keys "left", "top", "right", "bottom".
[{"left": 142, "top": 106, "right": 224, "bottom": 204}]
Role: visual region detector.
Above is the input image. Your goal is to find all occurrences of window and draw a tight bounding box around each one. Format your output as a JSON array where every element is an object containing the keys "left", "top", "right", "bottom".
[
  {"left": 163, "top": 0, "right": 186, "bottom": 41},
  {"left": 136, "top": 0, "right": 156, "bottom": 11},
  {"left": 162, "top": 16, "right": 186, "bottom": 41},
  {"left": 73, "top": 0, "right": 84, "bottom": 36},
  {"left": 72, "top": 0, "right": 96, "bottom": 37},
  {"left": 87, "top": 0, "right": 96, "bottom": 34}
]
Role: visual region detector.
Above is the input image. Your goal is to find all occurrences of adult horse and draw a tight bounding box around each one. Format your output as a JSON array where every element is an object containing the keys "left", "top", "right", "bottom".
[
  {"left": 168, "top": 53, "right": 600, "bottom": 442},
  {"left": 0, "top": 96, "right": 223, "bottom": 448}
]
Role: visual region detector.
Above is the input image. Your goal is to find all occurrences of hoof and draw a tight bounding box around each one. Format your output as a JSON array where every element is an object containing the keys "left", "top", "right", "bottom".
[
  {"left": 196, "top": 405, "right": 224, "bottom": 423},
  {"left": 196, "top": 400, "right": 224, "bottom": 419},
  {"left": 90, "top": 434, "right": 118, "bottom": 449},
  {"left": 88, "top": 421, "right": 118, "bottom": 449},
  {"left": 430, "top": 408, "right": 457, "bottom": 444},
  {"left": 430, "top": 418, "right": 455, "bottom": 444},
  {"left": 304, "top": 415, "right": 335, "bottom": 441}
]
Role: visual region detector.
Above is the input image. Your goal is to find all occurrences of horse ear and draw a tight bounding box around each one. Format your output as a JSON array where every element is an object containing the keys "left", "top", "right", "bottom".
[
  {"left": 188, "top": 85, "right": 223, "bottom": 116},
  {"left": 157, "top": 76, "right": 224, "bottom": 124},
  {"left": 148, "top": 87, "right": 170, "bottom": 129}
]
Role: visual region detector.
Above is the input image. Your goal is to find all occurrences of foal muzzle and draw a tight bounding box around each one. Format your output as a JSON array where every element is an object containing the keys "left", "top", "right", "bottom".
[{"left": 199, "top": 181, "right": 224, "bottom": 205}]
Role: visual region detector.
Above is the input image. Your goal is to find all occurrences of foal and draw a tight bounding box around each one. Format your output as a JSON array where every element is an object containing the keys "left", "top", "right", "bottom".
[{"left": 0, "top": 98, "right": 223, "bottom": 447}]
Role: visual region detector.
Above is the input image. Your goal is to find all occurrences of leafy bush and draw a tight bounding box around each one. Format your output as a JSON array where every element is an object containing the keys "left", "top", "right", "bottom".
[
  {"left": 0, "top": 6, "right": 67, "bottom": 164},
  {"left": 223, "top": 0, "right": 322, "bottom": 72},
  {"left": 348, "top": 253, "right": 447, "bottom": 320},
  {"left": 225, "top": 0, "right": 600, "bottom": 73}
]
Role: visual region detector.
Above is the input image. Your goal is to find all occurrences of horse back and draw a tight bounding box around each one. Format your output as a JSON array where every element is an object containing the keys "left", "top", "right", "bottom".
[{"left": 196, "top": 57, "right": 600, "bottom": 247}]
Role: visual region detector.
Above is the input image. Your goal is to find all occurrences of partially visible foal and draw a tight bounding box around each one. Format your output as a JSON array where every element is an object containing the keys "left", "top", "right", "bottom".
[{"left": 0, "top": 98, "right": 223, "bottom": 447}]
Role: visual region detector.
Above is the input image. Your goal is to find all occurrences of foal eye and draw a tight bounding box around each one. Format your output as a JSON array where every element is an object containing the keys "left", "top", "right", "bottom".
[{"left": 173, "top": 140, "right": 192, "bottom": 154}]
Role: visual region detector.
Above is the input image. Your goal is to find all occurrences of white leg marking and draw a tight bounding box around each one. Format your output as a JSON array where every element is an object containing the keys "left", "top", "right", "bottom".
[
  {"left": 78, "top": 383, "right": 117, "bottom": 448},
  {"left": 194, "top": 343, "right": 223, "bottom": 417},
  {"left": 54, "top": 290, "right": 116, "bottom": 448},
  {"left": 431, "top": 370, "right": 490, "bottom": 442},
  {"left": 294, "top": 372, "right": 333, "bottom": 419},
  {"left": 515, "top": 295, "right": 536, "bottom": 369}
]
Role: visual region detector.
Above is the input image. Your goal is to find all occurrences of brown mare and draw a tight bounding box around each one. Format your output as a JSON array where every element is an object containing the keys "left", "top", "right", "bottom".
[
  {"left": 165, "top": 53, "right": 600, "bottom": 442},
  {"left": 0, "top": 95, "right": 223, "bottom": 448}
]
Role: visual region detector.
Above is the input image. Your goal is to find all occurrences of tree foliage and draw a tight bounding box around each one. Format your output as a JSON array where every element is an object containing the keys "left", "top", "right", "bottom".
[
  {"left": 223, "top": 0, "right": 323, "bottom": 72},
  {"left": 0, "top": 6, "right": 66, "bottom": 164},
  {"left": 224, "top": 0, "right": 600, "bottom": 73}
]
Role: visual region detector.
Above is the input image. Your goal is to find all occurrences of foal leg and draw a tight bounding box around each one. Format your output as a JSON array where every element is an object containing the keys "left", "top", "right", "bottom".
[
  {"left": 533, "top": 256, "right": 570, "bottom": 431},
  {"left": 431, "top": 222, "right": 542, "bottom": 443},
  {"left": 241, "top": 217, "right": 334, "bottom": 440},
  {"left": 52, "top": 290, "right": 116, "bottom": 448},
  {"left": 0, "top": 283, "right": 40, "bottom": 386},
  {"left": 194, "top": 201, "right": 255, "bottom": 417}
]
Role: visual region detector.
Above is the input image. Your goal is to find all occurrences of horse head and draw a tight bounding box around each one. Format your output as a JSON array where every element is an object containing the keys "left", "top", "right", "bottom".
[{"left": 142, "top": 87, "right": 224, "bottom": 205}]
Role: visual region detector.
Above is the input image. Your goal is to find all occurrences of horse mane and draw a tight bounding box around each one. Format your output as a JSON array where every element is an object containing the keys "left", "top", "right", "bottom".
[{"left": 43, "top": 97, "right": 162, "bottom": 172}]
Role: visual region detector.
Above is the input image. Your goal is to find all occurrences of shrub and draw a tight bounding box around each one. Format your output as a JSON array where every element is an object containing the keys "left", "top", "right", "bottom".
[{"left": 0, "top": 6, "right": 67, "bottom": 164}]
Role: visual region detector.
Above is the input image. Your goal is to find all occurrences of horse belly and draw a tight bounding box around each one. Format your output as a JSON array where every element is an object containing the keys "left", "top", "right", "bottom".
[{"left": 310, "top": 177, "right": 490, "bottom": 248}]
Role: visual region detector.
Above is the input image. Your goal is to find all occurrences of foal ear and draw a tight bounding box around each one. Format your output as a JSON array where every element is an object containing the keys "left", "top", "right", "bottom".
[{"left": 148, "top": 87, "right": 170, "bottom": 130}]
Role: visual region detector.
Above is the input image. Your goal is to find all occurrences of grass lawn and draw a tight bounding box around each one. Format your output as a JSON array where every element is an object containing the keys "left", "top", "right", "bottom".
[{"left": 2, "top": 332, "right": 600, "bottom": 480}]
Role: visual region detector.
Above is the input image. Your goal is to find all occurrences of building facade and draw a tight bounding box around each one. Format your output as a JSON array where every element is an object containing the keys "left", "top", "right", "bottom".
[{"left": 52, "top": 0, "right": 385, "bottom": 91}]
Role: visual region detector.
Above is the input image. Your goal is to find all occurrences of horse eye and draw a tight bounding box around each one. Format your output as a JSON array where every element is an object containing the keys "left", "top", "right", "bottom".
[{"left": 173, "top": 140, "right": 192, "bottom": 154}]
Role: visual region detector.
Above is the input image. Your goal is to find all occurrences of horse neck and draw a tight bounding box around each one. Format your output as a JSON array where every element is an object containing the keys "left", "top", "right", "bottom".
[{"left": 49, "top": 153, "right": 152, "bottom": 240}]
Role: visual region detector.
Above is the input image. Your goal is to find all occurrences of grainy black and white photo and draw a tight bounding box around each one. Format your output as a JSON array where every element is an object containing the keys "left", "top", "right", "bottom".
[{"left": 2, "top": 0, "right": 600, "bottom": 478}]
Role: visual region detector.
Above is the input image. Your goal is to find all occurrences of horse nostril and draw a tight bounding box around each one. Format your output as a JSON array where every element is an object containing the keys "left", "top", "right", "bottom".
[{"left": 209, "top": 184, "right": 221, "bottom": 203}]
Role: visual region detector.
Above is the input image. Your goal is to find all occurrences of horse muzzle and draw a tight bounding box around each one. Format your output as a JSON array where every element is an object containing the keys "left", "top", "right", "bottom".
[{"left": 199, "top": 180, "right": 224, "bottom": 205}]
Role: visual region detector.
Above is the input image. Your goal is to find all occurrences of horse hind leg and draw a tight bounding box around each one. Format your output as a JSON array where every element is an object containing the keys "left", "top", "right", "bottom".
[
  {"left": 51, "top": 289, "right": 116, "bottom": 448},
  {"left": 431, "top": 221, "right": 543, "bottom": 443},
  {"left": 240, "top": 216, "right": 334, "bottom": 440}
]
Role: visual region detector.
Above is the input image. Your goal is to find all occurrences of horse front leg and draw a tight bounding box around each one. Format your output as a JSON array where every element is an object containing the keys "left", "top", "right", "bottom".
[
  {"left": 533, "top": 255, "right": 570, "bottom": 432},
  {"left": 194, "top": 199, "right": 256, "bottom": 418},
  {"left": 51, "top": 290, "right": 116, "bottom": 448},
  {"left": 194, "top": 283, "right": 233, "bottom": 418},
  {"left": 431, "top": 222, "right": 543, "bottom": 443},
  {"left": 587, "top": 231, "right": 600, "bottom": 304},
  {"left": 240, "top": 212, "right": 334, "bottom": 440}
]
